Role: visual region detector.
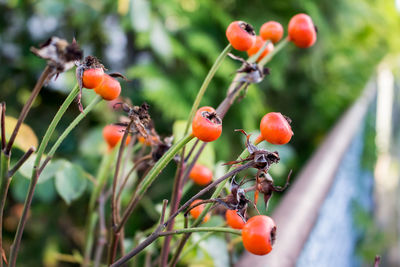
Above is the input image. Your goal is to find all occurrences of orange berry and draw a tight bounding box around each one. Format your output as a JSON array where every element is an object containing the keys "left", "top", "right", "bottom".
[
  {"left": 190, "top": 200, "right": 211, "bottom": 223},
  {"left": 260, "top": 21, "right": 284, "bottom": 43},
  {"left": 225, "top": 210, "right": 245, "bottom": 229},
  {"left": 189, "top": 164, "right": 213, "bottom": 186},
  {"left": 82, "top": 68, "right": 104, "bottom": 89},
  {"left": 103, "top": 124, "right": 131, "bottom": 149},
  {"left": 226, "top": 21, "right": 256, "bottom": 51},
  {"left": 260, "top": 112, "right": 293, "bottom": 145},
  {"left": 242, "top": 215, "right": 276, "bottom": 255},
  {"left": 246, "top": 36, "right": 274, "bottom": 62},
  {"left": 192, "top": 106, "right": 222, "bottom": 142},
  {"left": 288, "top": 13, "right": 317, "bottom": 48},
  {"left": 94, "top": 74, "right": 121, "bottom": 101}
]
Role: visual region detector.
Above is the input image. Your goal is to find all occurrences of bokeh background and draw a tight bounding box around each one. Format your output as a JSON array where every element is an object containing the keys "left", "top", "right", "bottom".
[{"left": 1, "top": 0, "right": 400, "bottom": 266}]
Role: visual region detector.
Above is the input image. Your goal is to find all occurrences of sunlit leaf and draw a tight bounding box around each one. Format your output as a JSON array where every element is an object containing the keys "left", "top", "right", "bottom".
[{"left": 3, "top": 116, "right": 38, "bottom": 152}]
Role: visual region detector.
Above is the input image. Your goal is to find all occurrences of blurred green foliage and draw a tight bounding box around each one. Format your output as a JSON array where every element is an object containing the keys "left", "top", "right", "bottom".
[{"left": 1, "top": 0, "right": 400, "bottom": 265}]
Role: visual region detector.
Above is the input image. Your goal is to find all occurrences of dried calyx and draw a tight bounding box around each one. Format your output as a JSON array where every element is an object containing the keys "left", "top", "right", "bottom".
[
  {"left": 239, "top": 21, "right": 256, "bottom": 36},
  {"left": 201, "top": 109, "right": 222, "bottom": 125}
]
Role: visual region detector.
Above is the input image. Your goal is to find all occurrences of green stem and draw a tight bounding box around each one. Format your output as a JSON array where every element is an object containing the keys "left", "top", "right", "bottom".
[
  {"left": 83, "top": 151, "right": 116, "bottom": 267},
  {"left": 9, "top": 94, "right": 102, "bottom": 267},
  {"left": 178, "top": 231, "right": 214, "bottom": 259},
  {"left": 47, "top": 96, "right": 102, "bottom": 158},
  {"left": 258, "top": 37, "right": 290, "bottom": 66},
  {"left": 184, "top": 44, "right": 232, "bottom": 133},
  {"left": 159, "top": 227, "right": 241, "bottom": 237},
  {"left": 136, "top": 134, "right": 194, "bottom": 197},
  {"left": 0, "top": 153, "right": 10, "bottom": 267},
  {"left": 34, "top": 84, "right": 80, "bottom": 167}
]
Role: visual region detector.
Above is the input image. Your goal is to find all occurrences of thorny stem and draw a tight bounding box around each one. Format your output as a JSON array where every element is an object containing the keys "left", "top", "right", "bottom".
[
  {"left": 9, "top": 94, "right": 101, "bottom": 267},
  {"left": 4, "top": 65, "right": 52, "bottom": 155},
  {"left": 110, "top": 162, "right": 252, "bottom": 267},
  {"left": 109, "top": 120, "right": 134, "bottom": 264}
]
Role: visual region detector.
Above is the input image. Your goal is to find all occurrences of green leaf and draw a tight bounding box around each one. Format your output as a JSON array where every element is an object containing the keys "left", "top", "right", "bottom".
[
  {"left": 19, "top": 156, "right": 65, "bottom": 184},
  {"left": 55, "top": 161, "right": 88, "bottom": 205}
]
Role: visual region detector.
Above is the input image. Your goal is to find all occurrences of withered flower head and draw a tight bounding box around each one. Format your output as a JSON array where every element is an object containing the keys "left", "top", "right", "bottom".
[{"left": 31, "top": 37, "right": 83, "bottom": 79}]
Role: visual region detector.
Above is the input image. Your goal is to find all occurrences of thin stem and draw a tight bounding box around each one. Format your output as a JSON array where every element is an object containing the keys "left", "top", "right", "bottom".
[
  {"left": 35, "top": 84, "right": 80, "bottom": 167},
  {"left": 46, "top": 95, "right": 102, "bottom": 158},
  {"left": 115, "top": 134, "right": 195, "bottom": 233},
  {"left": 5, "top": 65, "right": 52, "bottom": 155},
  {"left": 184, "top": 44, "right": 232, "bottom": 134},
  {"left": 178, "top": 231, "right": 213, "bottom": 259},
  {"left": 83, "top": 150, "right": 117, "bottom": 267},
  {"left": 160, "top": 199, "right": 168, "bottom": 226},
  {"left": 93, "top": 192, "right": 107, "bottom": 267},
  {"left": 7, "top": 147, "right": 35, "bottom": 178},
  {"left": 9, "top": 94, "right": 101, "bottom": 267},
  {"left": 258, "top": 37, "right": 290, "bottom": 67},
  {"left": 159, "top": 227, "right": 241, "bottom": 237},
  {"left": 159, "top": 148, "right": 186, "bottom": 266},
  {"left": 111, "top": 162, "right": 251, "bottom": 267},
  {"left": 0, "top": 153, "right": 10, "bottom": 267},
  {"left": 109, "top": 120, "right": 134, "bottom": 264},
  {"left": 1, "top": 102, "right": 6, "bottom": 150}
]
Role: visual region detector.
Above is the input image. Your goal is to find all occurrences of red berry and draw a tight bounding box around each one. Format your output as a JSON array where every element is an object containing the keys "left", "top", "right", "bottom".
[
  {"left": 82, "top": 68, "right": 104, "bottom": 89},
  {"left": 225, "top": 210, "right": 245, "bottom": 229},
  {"left": 190, "top": 200, "right": 211, "bottom": 223},
  {"left": 260, "top": 112, "right": 293, "bottom": 145},
  {"left": 189, "top": 164, "right": 213, "bottom": 186},
  {"left": 260, "top": 21, "right": 284, "bottom": 44},
  {"left": 246, "top": 36, "right": 274, "bottom": 62},
  {"left": 94, "top": 74, "right": 121, "bottom": 101},
  {"left": 288, "top": 14, "right": 317, "bottom": 48},
  {"left": 242, "top": 215, "right": 276, "bottom": 255},
  {"left": 192, "top": 106, "right": 222, "bottom": 142},
  {"left": 226, "top": 21, "right": 256, "bottom": 51},
  {"left": 103, "top": 124, "right": 131, "bottom": 149}
]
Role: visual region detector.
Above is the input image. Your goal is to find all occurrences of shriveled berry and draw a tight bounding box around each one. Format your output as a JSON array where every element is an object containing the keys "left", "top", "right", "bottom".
[
  {"left": 192, "top": 106, "right": 222, "bottom": 142},
  {"left": 226, "top": 21, "right": 256, "bottom": 51},
  {"left": 225, "top": 209, "right": 245, "bottom": 229},
  {"left": 242, "top": 215, "right": 276, "bottom": 255},
  {"left": 288, "top": 13, "right": 317, "bottom": 48},
  {"left": 260, "top": 21, "right": 284, "bottom": 44},
  {"left": 94, "top": 74, "right": 121, "bottom": 101},
  {"left": 82, "top": 68, "right": 104, "bottom": 89},
  {"left": 189, "top": 164, "right": 213, "bottom": 186},
  {"left": 260, "top": 112, "right": 293, "bottom": 145},
  {"left": 247, "top": 36, "right": 274, "bottom": 62}
]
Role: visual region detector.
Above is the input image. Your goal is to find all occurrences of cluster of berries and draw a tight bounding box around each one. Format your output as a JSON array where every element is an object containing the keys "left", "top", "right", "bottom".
[
  {"left": 82, "top": 67, "right": 121, "bottom": 101},
  {"left": 226, "top": 13, "right": 317, "bottom": 62}
]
